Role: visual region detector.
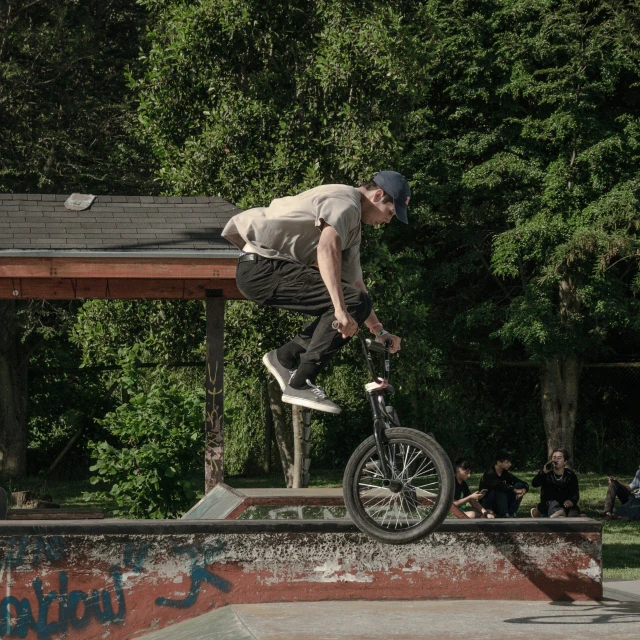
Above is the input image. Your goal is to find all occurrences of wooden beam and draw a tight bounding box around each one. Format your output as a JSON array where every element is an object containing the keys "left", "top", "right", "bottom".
[
  {"left": 0, "top": 256, "right": 238, "bottom": 279},
  {"left": 205, "top": 291, "right": 225, "bottom": 493},
  {"left": 0, "top": 278, "right": 243, "bottom": 300}
]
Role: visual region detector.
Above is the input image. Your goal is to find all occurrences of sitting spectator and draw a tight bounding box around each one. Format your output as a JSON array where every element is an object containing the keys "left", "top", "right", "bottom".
[
  {"left": 453, "top": 458, "right": 493, "bottom": 519},
  {"left": 530, "top": 448, "right": 580, "bottom": 518},
  {"left": 603, "top": 466, "right": 640, "bottom": 519},
  {"left": 479, "top": 449, "right": 529, "bottom": 518}
]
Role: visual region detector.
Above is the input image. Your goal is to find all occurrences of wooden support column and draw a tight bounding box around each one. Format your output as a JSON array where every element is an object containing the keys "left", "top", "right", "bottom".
[
  {"left": 0, "top": 487, "right": 7, "bottom": 520},
  {"left": 205, "top": 290, "right": 225, "bottom": 493}
]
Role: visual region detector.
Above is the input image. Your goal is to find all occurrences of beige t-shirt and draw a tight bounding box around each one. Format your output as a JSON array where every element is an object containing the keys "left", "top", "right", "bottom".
[{"left": 221, "top": 184, "right": 363, "bottom": 283}]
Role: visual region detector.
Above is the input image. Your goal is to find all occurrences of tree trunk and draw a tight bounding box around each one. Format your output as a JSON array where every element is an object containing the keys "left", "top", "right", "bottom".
[
  {"left": 266, "top": 378, "right": 296, "bottom": 488},
  {"left": 539, "top": 277, "right": 582, "bottom": 461},
  {"left": 290, "top": 406, "right": 304, "bottom": 489},
  {"left": 0, "top": 301, "right": 28, "bottom": 480},
  {"left": 540, "top": 354, "right": 581, "bottom": 460}
]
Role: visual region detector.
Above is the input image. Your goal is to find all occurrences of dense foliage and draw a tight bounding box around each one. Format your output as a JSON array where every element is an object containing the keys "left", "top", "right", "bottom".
[
  {"left": 87, "top": 347, "right": 204, "bottom": 518},
  {"left": 3, "top": 1, "right": 640, "bottom": 506}
]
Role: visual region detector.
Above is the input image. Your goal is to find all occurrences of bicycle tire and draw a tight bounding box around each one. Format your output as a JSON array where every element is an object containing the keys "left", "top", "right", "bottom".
[{"left": 343, "top": 427, "right": 454, "bottom": 544}]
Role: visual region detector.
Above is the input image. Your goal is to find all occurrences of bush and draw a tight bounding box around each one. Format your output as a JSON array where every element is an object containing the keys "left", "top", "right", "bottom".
[{"left": 88, "top": 351, "right": 204, "bottom": 518}]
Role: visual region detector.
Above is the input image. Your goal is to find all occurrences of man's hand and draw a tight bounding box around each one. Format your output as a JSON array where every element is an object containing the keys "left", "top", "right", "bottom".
[
  {"left": 563, "top": 500, "right": 573, "bottom": 508},
  {"left": 514, "top": 488, "right": 526, "bottom": 499},
  {"left": 333, "top": 309, "right": 358, "bottom": 338},
  {"left": 376, "top": 333, "right": 401, "bottom": 353},
  {"left": 469, "top": 491, "right": 484, "bottom": 501}
]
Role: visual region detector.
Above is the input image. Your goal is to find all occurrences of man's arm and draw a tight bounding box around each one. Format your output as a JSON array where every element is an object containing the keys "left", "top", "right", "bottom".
[
  {"left": 531, "top": 469, "right": 546, "bottom": 488},
  {"left": 317, "top": 224, "right": 357, "bottom": 337},
  {"left": 567, "top": 473, "right": 580, "bottom": 506},
  {"left": 482, "top": 470, "right": 513, "bottom": 493},
  {"left": 507, "top": 471, "right": 529, "bottom": 493},
  {"left": 352, "top": 279, "right": 402, "bottom": 353}
]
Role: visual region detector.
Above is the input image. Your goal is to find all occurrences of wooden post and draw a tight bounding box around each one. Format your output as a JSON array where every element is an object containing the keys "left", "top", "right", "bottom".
[
  {"left": 263, "top": 381, "right": 272, "bottom": 474},
  {"left": 205, "top": 290, "right": 225, "bottom": 493},
  {"left": 0, "top": 486, "right": 7, "bottom": 520}
]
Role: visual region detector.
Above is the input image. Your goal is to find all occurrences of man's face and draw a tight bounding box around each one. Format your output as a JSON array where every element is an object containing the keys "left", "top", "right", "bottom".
[
  {"left": 497, "top": 459, "right": 512, "bottom": 471},
  {"left": 361, "top": 188, "right": 396, "bottom": 225},
  {"left": 552, "top": 452, "right": 566, "bottom": 467},
  {"left": 457, "top": 467, "right": 471, "bottom": 481}
]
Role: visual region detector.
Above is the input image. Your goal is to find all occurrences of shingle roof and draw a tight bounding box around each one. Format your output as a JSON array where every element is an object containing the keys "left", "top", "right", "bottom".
[{"left": 0, "top": 194, "right": 242, "bottom": 255}]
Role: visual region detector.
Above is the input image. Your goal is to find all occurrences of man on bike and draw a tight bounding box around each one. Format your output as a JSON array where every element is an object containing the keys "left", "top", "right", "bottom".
[{"left": 222, "top": 171, "right": 410, "bottom": 414}]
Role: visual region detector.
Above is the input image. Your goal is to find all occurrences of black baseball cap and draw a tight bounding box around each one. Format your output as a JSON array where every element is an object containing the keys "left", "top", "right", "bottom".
[{"left": 371, "top": 171, "right": 411, "bottom": 223}]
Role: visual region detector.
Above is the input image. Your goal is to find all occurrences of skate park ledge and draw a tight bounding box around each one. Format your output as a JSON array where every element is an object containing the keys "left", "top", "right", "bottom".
[{"left": 0, "top": 517, "right": 602, "bottom": 640}]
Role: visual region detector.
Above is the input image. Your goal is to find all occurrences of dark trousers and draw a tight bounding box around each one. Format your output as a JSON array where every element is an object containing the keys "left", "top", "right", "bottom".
[
  {"left": 482, "top": 482, "right": 526, "bottom": 517},
  {"left": 604, "top": 479, "right": 632, "bottom": 514},
  {"left": 540, "top": 500, "right": 580, "bottom": 517},
  {"left": 236, "top": 257, "right": 372, "bottom": 366}
]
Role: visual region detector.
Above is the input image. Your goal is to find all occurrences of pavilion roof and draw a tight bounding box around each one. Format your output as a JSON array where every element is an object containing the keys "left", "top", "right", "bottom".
[{"left": 0, "top": 193, "right": 241, "bottom": 257}]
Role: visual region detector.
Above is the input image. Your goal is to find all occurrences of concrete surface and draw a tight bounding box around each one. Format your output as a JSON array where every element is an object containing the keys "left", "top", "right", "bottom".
[
  {"left": 138, "top": 600, "right": 640, "bottom": 639},
  {"left": 0, "top": 519, "right": 603, "bottom": 640},
  {"left": 604, "top": 578, "right": 640, "bottom": 602}
]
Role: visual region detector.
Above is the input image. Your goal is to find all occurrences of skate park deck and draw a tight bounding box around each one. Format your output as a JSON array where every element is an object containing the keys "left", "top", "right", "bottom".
[
  {"left": 0, "top": 515, "right": 602, "bottom": 640},
  {"left": 138, "top": 599, "right": 640, "bottom": 640}
]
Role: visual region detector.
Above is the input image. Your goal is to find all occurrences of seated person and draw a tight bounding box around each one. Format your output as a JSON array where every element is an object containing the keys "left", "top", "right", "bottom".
[
  {"left": 530, "top": 448, "right": 580, "bottom": 518},
  {"left": 453, "top": 458, "right": 493, "bottom": 519},
  {"left": 479, "top": 449, "right": 528, "bottom": 518},
  {"left": 603, "top": 466, "right": 640, "bottom": 518}
]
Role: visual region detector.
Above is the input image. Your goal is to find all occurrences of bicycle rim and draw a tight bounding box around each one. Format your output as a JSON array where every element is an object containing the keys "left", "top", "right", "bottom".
[{"left": 344, "top": 428, "right": 454, "bottom": 544}]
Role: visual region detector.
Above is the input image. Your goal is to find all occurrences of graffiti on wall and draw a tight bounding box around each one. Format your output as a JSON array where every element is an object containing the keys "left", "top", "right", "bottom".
[{"left": 0, "top": 536, "right": 231, "bottom": 640}]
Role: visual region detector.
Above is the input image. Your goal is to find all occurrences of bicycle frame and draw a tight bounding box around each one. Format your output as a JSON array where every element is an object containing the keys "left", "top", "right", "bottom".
[{"left": 357, "top": 332, "right": 397, "bottom": 484}]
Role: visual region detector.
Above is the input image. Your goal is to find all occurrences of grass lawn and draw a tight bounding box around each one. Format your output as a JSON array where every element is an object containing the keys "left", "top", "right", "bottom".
[{"left": 5, "top": 470, "right": 639, "bottom": 580}]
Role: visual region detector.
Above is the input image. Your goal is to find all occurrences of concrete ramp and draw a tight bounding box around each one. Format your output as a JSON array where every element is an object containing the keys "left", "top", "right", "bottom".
[
  {"left": 0, "top": 518, "right": 603, "bottom": 640},
  {"left": 181, "top": 483, "right": 468, "bottom": 520},
  {"left": 140, "top": 601, "right": 640, "bottom": 640},
  {"left": 141, "top": 605, "right": 255, "bottom": 640}
]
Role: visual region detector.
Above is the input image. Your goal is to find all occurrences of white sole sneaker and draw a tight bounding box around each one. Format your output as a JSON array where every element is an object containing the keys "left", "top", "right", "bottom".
[{"left": 281, "top": 392, "right": 342, "bottom": 414}]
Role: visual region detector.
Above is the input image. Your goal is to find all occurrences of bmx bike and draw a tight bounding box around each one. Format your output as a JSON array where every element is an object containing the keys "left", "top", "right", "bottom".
[{"left": 341, "top": 330, "right": 454, "bottom": 544}]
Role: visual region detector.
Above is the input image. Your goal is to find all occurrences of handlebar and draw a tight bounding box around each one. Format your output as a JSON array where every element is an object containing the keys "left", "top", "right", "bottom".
[{"left": 365, "top": 338, "right": 392, "bottom": 353}]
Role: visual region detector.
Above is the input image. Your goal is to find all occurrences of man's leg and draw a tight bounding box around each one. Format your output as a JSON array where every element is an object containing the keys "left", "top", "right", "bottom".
[
  {"left": 483, "top": 491, "right": 509, "bottom": 517},
  {"left": 507, "top": 482, "right": 526, "bottom": 517},
  {"left": 547, "top": 500, "right": 565, "bottom": 517},
  {"left": 603, "top": 480, "right": 632, "bottom": 515},
  {"left": 256, "top": 260, "right": 371, "bottom": 387},
  {"left": 236, "top": 257, "right": 371, "bottom": 410}
]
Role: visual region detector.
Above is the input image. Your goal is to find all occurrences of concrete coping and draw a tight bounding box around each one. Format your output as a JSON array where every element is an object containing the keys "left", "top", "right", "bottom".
[{"left": 0, "top": 517, "right": 602, "bottom": 536}]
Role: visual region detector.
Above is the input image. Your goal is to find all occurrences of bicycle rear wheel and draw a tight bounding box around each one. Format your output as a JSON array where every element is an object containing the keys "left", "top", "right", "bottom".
[{"left": 343, "top": 427, "right": 454, "bottom": 544}]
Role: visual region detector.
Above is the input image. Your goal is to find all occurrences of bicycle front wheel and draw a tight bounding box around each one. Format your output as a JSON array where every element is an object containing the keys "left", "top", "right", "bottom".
[{"left": 343, "top": 427, "right": 454, "bottom": 544}]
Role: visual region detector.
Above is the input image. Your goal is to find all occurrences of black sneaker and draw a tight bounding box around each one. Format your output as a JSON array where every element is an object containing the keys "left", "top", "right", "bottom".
[
  {"left": 282, "top": 379, "right": 341, "bottom": 414},
  {"left": 262, "top": 350, "right": 296, "bottom": 392}
]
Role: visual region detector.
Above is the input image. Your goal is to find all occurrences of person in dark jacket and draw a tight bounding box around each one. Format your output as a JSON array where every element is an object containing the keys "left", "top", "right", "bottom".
[
  {"left": 530, "top": 448, "right": 580, "bottom": 518},
  {"left": 602, "top": 466, "right": 640, "bottom": 518},
  {"left": 479, "top": 450, "right": 529, "bottom": 518}
]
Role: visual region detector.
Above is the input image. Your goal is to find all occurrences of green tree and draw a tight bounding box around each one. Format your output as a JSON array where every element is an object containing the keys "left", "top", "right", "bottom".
[
  {"left": 0, "top": 0, "right": 150, "bottom": 193},
  {"left": 0, "top": 301, "right": 77, "bottom": 480},
  {"left": 87, "top": 347, "right": 204, "bottom": 518},
  {"left": 128, "top": 0, "right": 442, "bottom": 472},
  {"left": 0, "top": 0, "right": 151, "bottom": 479},
  {"left": 409, "top": 0, "right": 640, "bottom": 458}
]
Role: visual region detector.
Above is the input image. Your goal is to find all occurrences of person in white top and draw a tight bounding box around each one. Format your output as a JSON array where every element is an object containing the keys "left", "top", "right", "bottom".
[{"left": 222, "top": 171, "right": 411, "bottom": 413}]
